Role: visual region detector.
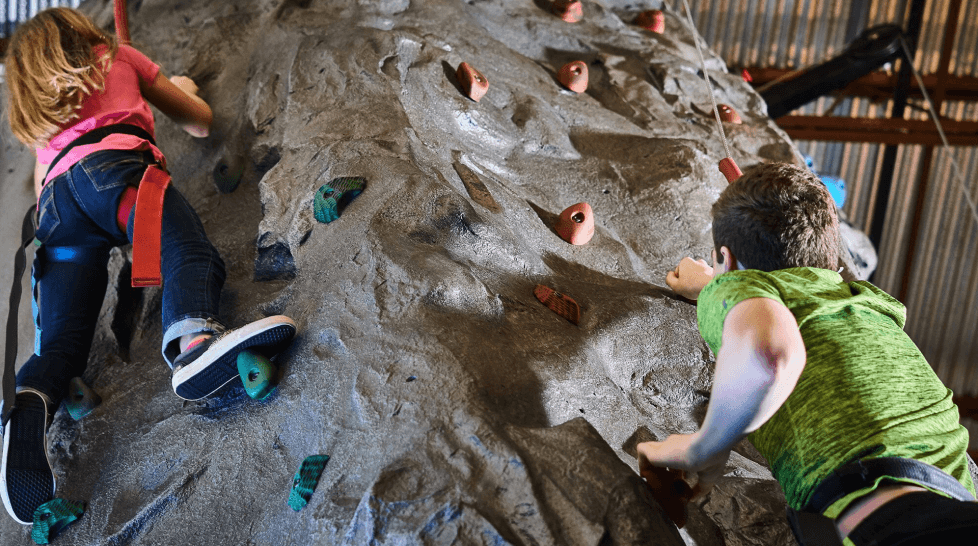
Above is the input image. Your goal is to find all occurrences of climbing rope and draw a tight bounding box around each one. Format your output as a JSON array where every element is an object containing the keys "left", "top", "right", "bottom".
[
  {"left": 679, "top": 0, "right": 741, "bottom": 182},
  {"left": 899, "top": 37, "right": 978, "bottom": 229},
  {"left": 114, "top": 0, "right": 130, "bottom": 44}
]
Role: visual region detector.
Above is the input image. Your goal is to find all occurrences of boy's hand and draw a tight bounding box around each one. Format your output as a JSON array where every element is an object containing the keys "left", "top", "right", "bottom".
[
  {"left": 666, "top": 257, "right": 714, "bottom": 300},
  {"left": 169, "top": 75, "right": 199, "bottom": 97},
  {"left": 637, "top": 434, "right": 729, "bottom": 501}
]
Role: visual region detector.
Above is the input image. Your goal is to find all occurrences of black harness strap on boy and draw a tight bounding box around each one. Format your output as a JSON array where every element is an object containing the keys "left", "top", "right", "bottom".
[
  {"left": 786, "top": 456, "right": 976, "bottom": 546},
  {"left": 2, "top": 206, "right": 38, "bottom": 426}
]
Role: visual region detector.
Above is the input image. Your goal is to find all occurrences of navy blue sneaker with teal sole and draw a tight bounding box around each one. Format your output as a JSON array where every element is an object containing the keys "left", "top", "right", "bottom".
[
  {"left": 1, "top": 389, "right": 56, "bottom": 524},
  {"left": 171, "top": 315, "right": 297, "bottom": 400}
]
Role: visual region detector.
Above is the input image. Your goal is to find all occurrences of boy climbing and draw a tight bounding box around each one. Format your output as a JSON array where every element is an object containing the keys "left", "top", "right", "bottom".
[
  {"left": 638, "top": 162, "right": 978, "bottom": 545},
  {"left": 1, "top": 7, "right": 296, "bottom": 524}
]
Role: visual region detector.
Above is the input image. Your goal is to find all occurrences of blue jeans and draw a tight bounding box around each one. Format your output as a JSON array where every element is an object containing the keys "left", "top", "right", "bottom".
[{"left": 16, "top": 150, "right": 226, "bottom": 406}]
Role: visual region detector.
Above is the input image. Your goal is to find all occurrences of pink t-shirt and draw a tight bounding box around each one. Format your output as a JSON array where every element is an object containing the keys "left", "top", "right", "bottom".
[{"left": 36, "top": 44, "right": 162, "bottom": 186}]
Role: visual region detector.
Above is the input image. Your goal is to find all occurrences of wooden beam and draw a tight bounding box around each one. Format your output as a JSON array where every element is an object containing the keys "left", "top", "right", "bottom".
[
  {"left": 0, "top": 37, "right": 7, "bottom": 60},
  {"left": 775, "top": 115, "right": 978, "bottom": 145},
  {"left": 742, "top": 66, "right": 978, "bottom": 103}
]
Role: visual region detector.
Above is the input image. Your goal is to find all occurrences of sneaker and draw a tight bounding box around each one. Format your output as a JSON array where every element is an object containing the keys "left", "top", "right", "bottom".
[
  {"left": 1, "top": 389, "right": 55, "bottom": 524},
  {"left": 171, "top": 315, "right": 297, "bottom": 400}
]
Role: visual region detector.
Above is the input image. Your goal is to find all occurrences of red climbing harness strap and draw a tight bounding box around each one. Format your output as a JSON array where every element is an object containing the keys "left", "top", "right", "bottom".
[{"left": 130, "top": 163, "right": 171, "bottom": 287}]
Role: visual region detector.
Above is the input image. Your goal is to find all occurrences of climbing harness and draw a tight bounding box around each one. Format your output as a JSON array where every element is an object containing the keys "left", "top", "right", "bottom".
[
  {"left": 785, "top": 456, "right": 976, "bottom": 546},
  {"left": 679, "top": 0, "right": 742, "bottom": 183}
]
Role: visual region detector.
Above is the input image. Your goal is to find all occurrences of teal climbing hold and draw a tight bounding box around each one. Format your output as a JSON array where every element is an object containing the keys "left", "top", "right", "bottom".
[
  {"left": 65, "top": 377, "right": 101, "bottom": 421},
  {"left": 236, "top": 351, "right": 276, "bottom": 400},
  {"left": 288, "top": 455, "right": 330, "bottom": 511},
  {"left": 314, "top": 177, "right": 366, "bottom": 224},
  {"left": 31, "top": 499, "right": 85, "bottom": 545}
]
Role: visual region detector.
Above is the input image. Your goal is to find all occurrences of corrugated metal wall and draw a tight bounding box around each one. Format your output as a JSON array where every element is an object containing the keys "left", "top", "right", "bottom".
[
  {"left": 2, "top": 0, "right": 81, "bottom": 38},
  {"left": 669, "top": 0, "right": 978, "bottom": 403}
]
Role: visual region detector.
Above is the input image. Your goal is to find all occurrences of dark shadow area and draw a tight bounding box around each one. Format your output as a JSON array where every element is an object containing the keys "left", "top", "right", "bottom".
[{"left": 441, "top": 60, "right": 466, "bottom": 97}]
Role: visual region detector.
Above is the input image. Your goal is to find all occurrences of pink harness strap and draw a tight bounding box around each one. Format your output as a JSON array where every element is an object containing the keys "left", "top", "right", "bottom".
[{"left": 130, "top": 165, "right": 170, "bottom": 287}]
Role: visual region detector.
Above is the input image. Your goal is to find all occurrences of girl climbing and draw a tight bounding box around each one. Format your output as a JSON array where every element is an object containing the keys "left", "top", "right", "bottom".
[{"left": 1, "top": 7, "right": 296, "bottom": 524}]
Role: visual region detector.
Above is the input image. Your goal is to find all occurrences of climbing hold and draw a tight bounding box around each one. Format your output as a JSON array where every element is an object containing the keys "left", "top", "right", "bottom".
[
  {"left": 717, "top": 104, "right": 742, "bottom": 124},
  {"left": 288, "top": 455, "right": 330, "bottom": 511},
  {"left": 453, "top": 160, "right": 502, "bottom": 213},
  {"left": 741, "top": 68, "right": 753, "bottom": 83},
  {"left": 236, "top": 351, "right": 276, "bottom": 400},
  {"left": 314, "top": 177, "right": 367, "bottom": 224},
  {"left": 555, "top": 202, "right": 594, "bottom": 245},
  {"left": 558, "top": 61, "right": 589, "bottom": 93},
  {"left": 642, "top": 465, "right": 694, "bottom": 529},
  {"left": 213, "top": 155, "right": 245, "bottom": 194},
  {"left": 534, "top": 284, "right": 581, "bottom": 325},
  {"left": 552, "top": 0, "right": 583, "bottom": 23},
  {"left": 636, "top": 10, "right": 665, "bottom": 33},
  {"left": 456, "top": 62, "right": 489, "bottom": 102},
  {"left": 65, "top": 377, "right": 101, "bottom": 421},
  {"left": 31, "top": 499, "right": 85, "bottom": 545},
  {"left": 719, "top": 157, "right": 742, "bottom": 183}
]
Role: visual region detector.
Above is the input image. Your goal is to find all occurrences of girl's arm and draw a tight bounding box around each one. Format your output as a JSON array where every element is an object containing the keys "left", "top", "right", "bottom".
[{"left": 139, "top": 72, "right": 213, "bottom": 138}]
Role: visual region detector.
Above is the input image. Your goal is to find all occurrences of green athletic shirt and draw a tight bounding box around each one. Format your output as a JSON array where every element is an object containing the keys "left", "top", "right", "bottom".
[{"left": 697, "top": 267, "right": 975, "bottom": 522}]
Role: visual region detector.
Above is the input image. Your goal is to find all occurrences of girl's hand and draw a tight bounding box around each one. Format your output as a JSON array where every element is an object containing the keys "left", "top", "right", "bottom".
[
  {"left": 637, "top": 434, "right": 730, "bottom": 501},
  {"left": 665, "top": 257, "right": 714, "bottom": 300},
  {"left": 169, "top": 76, "right": 199, "bottom": 97}
]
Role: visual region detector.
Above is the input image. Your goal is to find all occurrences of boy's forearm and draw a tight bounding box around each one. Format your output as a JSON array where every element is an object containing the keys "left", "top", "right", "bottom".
[{"left": 689, "top": 298, "right": 806, "bottom": 465}]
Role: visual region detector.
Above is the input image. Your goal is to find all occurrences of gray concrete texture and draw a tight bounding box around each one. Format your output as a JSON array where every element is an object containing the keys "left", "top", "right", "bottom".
[{"left": 0, "top": 0, "right": 956, "bottom": 545}]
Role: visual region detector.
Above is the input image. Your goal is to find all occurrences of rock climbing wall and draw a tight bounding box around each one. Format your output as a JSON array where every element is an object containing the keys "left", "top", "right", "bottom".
[{"left": 0, "top": 0, "right": 838, "bottom": 544}]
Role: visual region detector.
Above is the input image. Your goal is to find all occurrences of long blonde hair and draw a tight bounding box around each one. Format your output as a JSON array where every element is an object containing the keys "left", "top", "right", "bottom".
[{"left": 4, "top": 7, "right": 118, "bottom": 147}]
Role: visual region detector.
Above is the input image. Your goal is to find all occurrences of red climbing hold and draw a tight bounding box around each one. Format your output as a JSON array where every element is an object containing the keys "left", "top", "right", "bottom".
[
  {"left": 719, "top": 157, "right": 743, "bottom": 183},
  {"left": 555, "top": 202, "right": 594, "bottom": 245},
  {"left": 643, "top": 465, "right": 695, "bottom": 529},
  {"left": 456, "top": 62, "right": 489, "bottom": 102},
  {"left": 636, "top": 10, "right": 665, "bottom": 33},
  {"left": 718, "top": 104, "right": 742, "bottom": 124},
  {"left": 552, "top": 0, "right": 583, "bottom": 23},
  {"left": 558, "top": 61, "right": 589, "bottom": 93},
  {"left": 741, "top": 68, "right": 753, "bottom": 83},
  {"left": 534, "top": 285, "right": 581, "bottom": 325}
]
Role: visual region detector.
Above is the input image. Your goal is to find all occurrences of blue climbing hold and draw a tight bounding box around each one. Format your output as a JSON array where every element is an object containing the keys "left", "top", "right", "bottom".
[
  {"left": 236, "top": 351, "right": 276, "bottom": 400},
  {"left": 802, "top": 154, "right": 847, "bottom": 208},
  {"left": 65, "top": 377, "right": 101, "bottom": 421},
  {"left": 31, "top": 499, "right": 85, "bottom": 545},
  {"left": 314, "top": 177, "right": 366, "bottom": 224},
  {"left": 288, "top": 455, "right": 330, "bottom": 511}
]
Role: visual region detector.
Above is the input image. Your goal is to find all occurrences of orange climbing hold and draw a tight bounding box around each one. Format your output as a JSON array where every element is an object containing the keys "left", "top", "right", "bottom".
[
  {"left": 456, "top": 62, "right": 489, "bottom": 102},
  {"left": 635, "top": 10, "right": 665, "bottom": 33},
  {"left": 534, "top": 285, "right": 581, "bottom": 325},
  {"left": 718, "top": 104, "right": 742, "bottom": 124},
  {"left": 555, "top": 202, "right": 594, "bottom": 245},
  {"left": 552, "top": 0, "right": 583, "bottom": 23},
  {"left": 558, "top": 61, "right": 589, "bottom": 93},
  {"left": 741, "top": 68, "right": 753, "bottom": 83}
]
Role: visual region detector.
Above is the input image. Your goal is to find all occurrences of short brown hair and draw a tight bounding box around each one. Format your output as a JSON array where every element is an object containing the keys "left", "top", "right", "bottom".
[
  {"left": 712, "top": 162, "right": 840, "bottom": 272},
  {"left": 3, "top": 7, "right": 117, "bottom": 147}
]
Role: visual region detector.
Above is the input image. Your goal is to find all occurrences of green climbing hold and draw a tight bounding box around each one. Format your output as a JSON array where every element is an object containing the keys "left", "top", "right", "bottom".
[
  {"left": 314, "top": 177, "right": 366, "bottom": 224},
  {"left": 65, "top": 377, "right": 101, "bottom": 421},
  {"left": 236, "top": 351, "right": 276, "bottom": 400},
  {"left": 288, "top": 455, "right": 330, "bottom": 511},
  {"left": 31, "top": 499, "right": 85, "bottom": 545}
]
